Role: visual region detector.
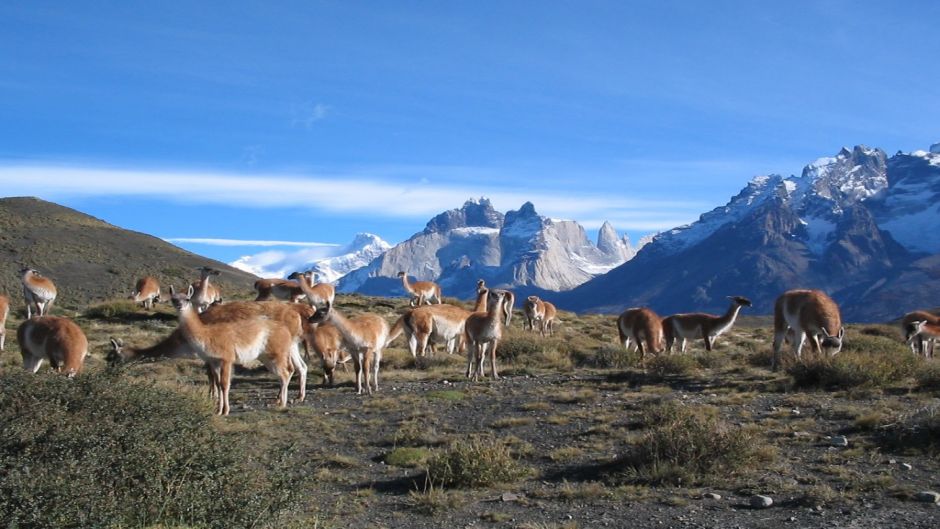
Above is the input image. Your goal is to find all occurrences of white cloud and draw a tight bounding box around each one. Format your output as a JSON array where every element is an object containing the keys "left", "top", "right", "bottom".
[
  {"left": 164, "top": 238, "right": 340, "bottom": 247},
  {"left": 291, "top": 102, "right": 329, "bottom": 128},
  {"left": 0, "top": 163, "right": 704, "bottom": 227}
]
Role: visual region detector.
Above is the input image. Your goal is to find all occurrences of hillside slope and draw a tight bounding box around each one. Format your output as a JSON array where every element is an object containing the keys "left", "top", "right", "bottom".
[{"left": 0, "top": 197, "right": 257, "bottom": 310}]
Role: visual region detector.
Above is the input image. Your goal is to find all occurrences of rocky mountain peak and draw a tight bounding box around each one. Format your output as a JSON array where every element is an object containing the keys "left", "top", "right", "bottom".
[
  {"left": 423, "top": 196, "right": 504, "bottom": 233},
  {"left": 597, "top": 221, "right": 633, "bottom": 262},
  {"left": 930, "top": 142, "right": 940, "bottom": 155}
]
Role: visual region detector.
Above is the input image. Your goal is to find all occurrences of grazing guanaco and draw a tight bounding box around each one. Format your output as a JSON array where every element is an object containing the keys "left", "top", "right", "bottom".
[
  {"left": 110, "top": 300, "right": 314, "bottom": 400},
  {"left": 190, "top": 267, "right": 222, "bottom": 313},
  {"left": 169, "top": 285, "right": 306, "bottom": 415},
  {"left": 0, "top": 295, "right": 8, "bottom": 351},
  {"left": 901, "top": 311, "right": 940, "bottom": 356},
  {"left": 397, "top": 271, "right": 442, "bottom": 306},
  {"left": 290, "top": 271, "right": 335, "bottom": 311},
  {"left": 465, "top": 290, "right": 509, "bottom": 381},
  {"left": 663, "top": 296, "right": 752, "bottom": 353},
  {"left": 387, "top": 287, "right": 488, "bottom": 358},
  {"left": 617, "top": 307, "right": 664, "bottom": 361},
  {"left": 477, "top": 279, "right": 514, "bottom": 325},
  {"left": 129, "top": 276, "right": 161, "bottom": 309},
  {"left": 254, "top": 277, "right": 306, "bottom": 303},
  {"left": 17, "top": 316, "right": 88, "bottom": 376},
  {"left": 772, "top": 289, "right": 844, "bottom": 371},
  {"left": 308, "top": 303, "right": 389, "bottom": 395},
  {"left": 905, "top": 320, "right": 940, "bottom": 359},
  {"left": 523, "top": 296, "right": 557, "bottom": 337},
  {"left": 305, "top": 322, "right": 352, "bottom": 385},
  {"left": 21, "top": 268, "right": 57, "bottom": 318}
]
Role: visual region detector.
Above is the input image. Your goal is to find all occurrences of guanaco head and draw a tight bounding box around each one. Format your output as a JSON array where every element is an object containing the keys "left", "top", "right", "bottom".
[
  {"left": 727, "top": 296, "right": 753, "bottom": 307},
  {"left": 287, "top": 271, "right": 302, "bottom": 281},
  {"left": 20, "top": 267, "right": 40, "bottom": 279},
  {"left": 397, "top": 271, "right": 407, "bottom": 279},
  {"left": 307, "top": 304, "right": 331, "bottom": 324},
  {"left": 476, "top": 279, "right": 486, "bottom": 293},
  {"left": 819, "top": 326, "right": 845, "bottom": 356},
  {"left": 906, "top": 320, "right": 928, "bottom": 346},
  {"left": 107, "top": 337, "right": 128, "bottom": 365},
  {"left": 195, "top": 266, "right": 221, "bottom": 279},
  {"left": 169, "top": 284, "right": 196, "bottom": 311}
]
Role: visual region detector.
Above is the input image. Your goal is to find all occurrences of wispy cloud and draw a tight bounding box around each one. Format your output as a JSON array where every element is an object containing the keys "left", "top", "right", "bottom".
[
  {"left": 164, "top": 238, "right": 340, "bottom": 247},
  {"left": 291, "top": 102, "right": 329, "bottom": 129},
  {"left": 0, "top": 163, "right": 706, "bottom": 232}
]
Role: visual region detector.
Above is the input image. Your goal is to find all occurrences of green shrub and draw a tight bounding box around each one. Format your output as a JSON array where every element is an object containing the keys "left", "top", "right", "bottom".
[
  {"left": 877, "top": 405, "right": 940, "bottom": 456},
  {"left": 646, "top": 354, "right": 697, "bottom": 378},
  {"left": 83, "top": 299, "right": 143, "bottom": 319},
  {"left": 0, "top": 371, "right": 307, "bottom": 528},
  {"left": 498, "top": 335, "right": 573, "bottom": 372},
  {"left": 916, "top": 362, "right": 940, "bottom": 390},
  {"left": 788, "top": 350, "right": 921, "bottom": 389},
  {"left": 427, "top": 436, "right": 529, "bottom": 488},
  {"left": 590, "top": 345, "right": 639, "bottom": 369},
  {"left": 385, "top": 447, "right": 432, "bottom": 468},
  {"left": 613, "top": 401, "right": 758, "bottom": 485}
]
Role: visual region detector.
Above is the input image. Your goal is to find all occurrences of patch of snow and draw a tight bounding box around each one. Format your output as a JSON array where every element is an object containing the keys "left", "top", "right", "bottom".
[
  {"left": 449, "top": 227, "right": 500, "bottom": 236},
  {"left": 802, "top": 215, "right": 836, "bottom": 255},
  {"left": 231, "top": 233, "right": 391, "bottom": 282},
  {"left": 880, "top": 203, "right": 940, "bottom": 254}
]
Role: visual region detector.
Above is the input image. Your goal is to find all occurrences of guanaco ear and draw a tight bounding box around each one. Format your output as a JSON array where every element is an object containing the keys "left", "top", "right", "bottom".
[
  {"left": 187, "top": 284, "right": 195, "bottom": 298},
  {"left": 109, "top": 337, "right": 120, "bottom": 348},
  {"left": 169, "top": 285, "right": 176, "bottom": 295},
  {"left": 838, "top": 327, "right": 845, "bottom": 340},
  {"left": 821, "top": 327, "right": 831, "bottom": 338}
]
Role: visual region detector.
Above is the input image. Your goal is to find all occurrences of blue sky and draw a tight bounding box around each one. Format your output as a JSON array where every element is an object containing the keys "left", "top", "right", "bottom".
[{"left": 1, "top": 1, "right": 938, "bottom": 265}]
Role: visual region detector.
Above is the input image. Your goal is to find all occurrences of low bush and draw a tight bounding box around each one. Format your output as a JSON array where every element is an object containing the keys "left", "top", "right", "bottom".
[
  {"left": 788, "top": 349, "right": 921, "bottom": 389},
  {"left": 0, "top": 371, "right": 307, "bottom": 528},
  {"left": 612, "top": 401, "right": 758, "bottom": 485},
  {"left": 426, "top": 436, "right": 530, "bottom": 488},
  {"left": 498, "top": 335, "right": 573, "bottom": 372},
  {"left": 646, "top": 354, "right": 697, "bottom": 378},
  {"left": 877, "top": 405, "right": 940, "bottom": 456}
]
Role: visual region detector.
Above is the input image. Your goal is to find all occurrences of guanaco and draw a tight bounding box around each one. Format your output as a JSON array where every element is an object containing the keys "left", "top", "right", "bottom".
[
  {"left": 21, "top": 268, "right": 57, "bottom": 318},
  {"left": 398, "top": 271, "right": 442, "bottom": 306},
  {"left": 129, "top": 276, "right": 161, "bottom": 309},
  {"left": 17, "top": 316, "right": 88, "bottom": 376},
  {"left": 663, "top": 296, "right": 752, "bottom": 353},
  {"left": 617, "top": 307, "right": 664, "bottom": 361},
  {"left": 772, "top": 289, "right": 844, "bottom": 370}
]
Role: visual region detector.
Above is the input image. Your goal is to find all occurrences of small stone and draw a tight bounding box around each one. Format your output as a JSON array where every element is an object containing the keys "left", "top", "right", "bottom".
[
  {"left": 901, "top": 463, "right": 913, "bottom": 471},
  {"left": 750, "top": 495, "right": 773, "bottom": 509},
  {"left": 500, "top": 492, "right": 520, "bottom": 502},
  {"left": 442, "top": 380, "right": 450, "bottom": 385},
  {"left": 791, "top": 408, "right": 801, "bottom": 415},
  {"left": 788, "top": 517, "right": 797, "bottom": 522},
  {"left": 830, "top": 435, "right": 849, "bottom": 447},
  {"left": 914, "top": 491, "right": 940, "bottom": 504},
  {"left": 888, "top": 459, "right": 897, "bottom": 465},
  {"left": 703, "top": 493, "right": 722, "bottom": 500}
]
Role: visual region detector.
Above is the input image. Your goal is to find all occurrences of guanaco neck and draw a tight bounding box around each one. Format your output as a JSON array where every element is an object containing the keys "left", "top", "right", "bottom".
[
  {"left": 400, "top": 274, "right": 414, "bottom": 295},
  {"left": 473, "top": 289, "right": 488, "bottom": 312},
  {"left": 177, "top": 303, "right": 209, "bottom": 345},
  {"left": 711, "top": 302, "right": 744, "bottom": 331},
  {"left": 321, "top": 309, "right": 359, "bottom": 346}
]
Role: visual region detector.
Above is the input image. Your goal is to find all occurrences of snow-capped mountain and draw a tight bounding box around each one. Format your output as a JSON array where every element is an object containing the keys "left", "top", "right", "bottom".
[
  {"left": 231, "top": 233, "right": 390, "bottom": 282},
  {"left": 560, "top": 144, "right": 940, "bottom": 321},
  {"left": 338, "top": 198, "right": 638, "bottom": 298}
]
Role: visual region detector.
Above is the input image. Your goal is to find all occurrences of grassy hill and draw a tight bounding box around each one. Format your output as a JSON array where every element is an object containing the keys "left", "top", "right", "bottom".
[{"left": 0, "top": 196, "right": 257, "bottom": 311}]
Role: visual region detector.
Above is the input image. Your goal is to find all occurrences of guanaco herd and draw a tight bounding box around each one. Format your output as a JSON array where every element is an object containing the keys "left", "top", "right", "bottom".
[{"left": 3, "top": 266, "right": 939, "bottom": 416}]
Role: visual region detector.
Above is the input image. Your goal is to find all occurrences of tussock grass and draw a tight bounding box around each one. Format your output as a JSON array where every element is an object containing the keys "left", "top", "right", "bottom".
[
  {"left": 385, "top": 447, "right": 432, "bottom": 467},
  {"left": 877, "top": 405, "right": 940, "bottom": 456},
  {"left": 427, "top": 436, "right": 530, "bottom": 488},
  {"left": 0, "top": 371, "right": 307, "bottom": 528},
  {"left": 611, "top": 401, "right": 760, "bottom": 486},
  {"left": 788, "top": 349, "right": 921, "bottom": 389}
]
